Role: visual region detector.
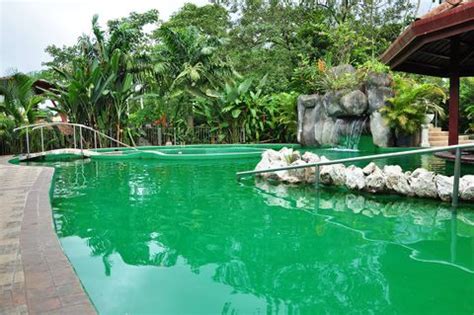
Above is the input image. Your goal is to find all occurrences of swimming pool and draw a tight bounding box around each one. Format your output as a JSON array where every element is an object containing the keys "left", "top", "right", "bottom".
[{"left": 30, "top": 145, "right": 474, "bottom": 314}]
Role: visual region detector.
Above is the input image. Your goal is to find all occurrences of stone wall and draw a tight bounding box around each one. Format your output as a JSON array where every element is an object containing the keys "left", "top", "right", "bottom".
[{"left": 297, "top": 65, "right": 393, "bottom": 147}]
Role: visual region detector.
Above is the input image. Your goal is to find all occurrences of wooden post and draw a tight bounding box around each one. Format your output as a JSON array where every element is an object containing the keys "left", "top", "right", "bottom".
[{"left": 449, "top": 37, "right": 460, "bottom": 146}]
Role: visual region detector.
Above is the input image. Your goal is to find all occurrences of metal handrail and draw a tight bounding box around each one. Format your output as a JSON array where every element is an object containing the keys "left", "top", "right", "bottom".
[
  {"left": 236, "top": 142, "right": 474, "bottom": 208},
  {"left": 13, "top": 122, "right": 138, "bottom": 158}
]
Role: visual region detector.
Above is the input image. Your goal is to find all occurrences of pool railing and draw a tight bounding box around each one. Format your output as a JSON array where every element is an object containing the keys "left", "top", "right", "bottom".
[{"left": 13, "top": 122, "right": 138, "bottom": 160}]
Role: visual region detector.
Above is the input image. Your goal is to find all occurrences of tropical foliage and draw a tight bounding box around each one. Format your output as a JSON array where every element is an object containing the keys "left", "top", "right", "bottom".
[
  {"left": 461, "top": 78, "right": 474, "bottom": 133},
  {"left": 3, "top": 1, "right": 472, "bottom": 147},
  {"left": 381, "top": 77, "right": 447, "bottom": 135}
]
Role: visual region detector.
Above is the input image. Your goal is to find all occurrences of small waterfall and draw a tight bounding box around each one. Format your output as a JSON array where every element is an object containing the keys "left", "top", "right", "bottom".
[{"left": 334, "top": 117, "right": 368, "bottom": 151}]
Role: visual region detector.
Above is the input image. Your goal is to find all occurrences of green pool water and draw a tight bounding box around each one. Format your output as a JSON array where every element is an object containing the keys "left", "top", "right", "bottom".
[{"left": 39, "top": 146, "right": 474, "bottom": 314}]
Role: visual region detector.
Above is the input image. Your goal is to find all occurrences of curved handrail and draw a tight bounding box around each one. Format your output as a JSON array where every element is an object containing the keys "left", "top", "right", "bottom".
[{"left": 14, "top": 122, "right": 138, "bottom": 150}]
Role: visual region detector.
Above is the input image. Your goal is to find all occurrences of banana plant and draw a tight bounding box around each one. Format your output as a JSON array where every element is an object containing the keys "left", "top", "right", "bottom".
[{"left": 206, "top": 75, "right": 269, "bottom": 142}]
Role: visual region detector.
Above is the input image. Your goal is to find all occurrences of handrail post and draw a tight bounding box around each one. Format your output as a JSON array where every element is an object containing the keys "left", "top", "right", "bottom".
[
  {"left": 79, "top": 126, "right": 83, "bottom": 154},
  {"left": 40, "top": 127, "right": 44, "bottom": 153},
  {"left": 452, "top": 147, "right": 461, "bottom": 208},
  {"left": 315, "top": 165, "right": 320, "bottom": 189},
  {"left": 158, "top": 127, "right": 162, "bottom": 146},
  {"left": 25, "top": 128, "right": 30, "bottom": 158},
  {"left": 73, "top": 126, "right": 77, "bottom": 149}
]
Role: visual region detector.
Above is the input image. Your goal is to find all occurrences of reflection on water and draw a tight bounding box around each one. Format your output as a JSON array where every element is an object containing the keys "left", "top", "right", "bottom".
[
  {"left": 255, "top": 180, "right": 474, "bottom": 273},
  {"left": 45, "top": 153, "right": 474, "bottom": 315}
]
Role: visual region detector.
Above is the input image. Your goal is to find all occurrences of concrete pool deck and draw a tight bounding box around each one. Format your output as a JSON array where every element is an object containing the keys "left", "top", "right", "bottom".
[{"left": 0, "top": 157, "right": 95, "bottom": 315}]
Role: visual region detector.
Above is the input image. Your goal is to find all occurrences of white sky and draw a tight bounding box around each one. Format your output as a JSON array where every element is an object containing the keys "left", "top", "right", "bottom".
[
  {"left": 0, "top": 0, "right": 209, "bottom": 75},
  {"left": 0, "top": 0, "right": 434, "bottom": 76}
]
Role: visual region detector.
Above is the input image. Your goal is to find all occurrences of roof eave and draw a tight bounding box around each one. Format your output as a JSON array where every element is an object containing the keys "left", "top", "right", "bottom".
[{"left": 381, "top": 3, "right": 474, "bottom": 69}]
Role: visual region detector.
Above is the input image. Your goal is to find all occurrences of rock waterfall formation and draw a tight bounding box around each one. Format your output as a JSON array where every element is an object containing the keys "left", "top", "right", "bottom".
[{"left": 297, "top": 65, "right": 393, "bottom": 148}]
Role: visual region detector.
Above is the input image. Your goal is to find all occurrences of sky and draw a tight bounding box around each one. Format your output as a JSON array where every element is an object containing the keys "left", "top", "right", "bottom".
[
  {"left": 0, "top": 0, "right": 209, "bottom": 75},
  {"left": 0, "top": 0, "right": 434, "bottom": 76}
]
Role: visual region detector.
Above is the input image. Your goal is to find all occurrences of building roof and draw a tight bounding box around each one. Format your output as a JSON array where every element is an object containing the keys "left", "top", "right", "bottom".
[{"left": 381, "top": 0, "right": 474, "bottom": 77}]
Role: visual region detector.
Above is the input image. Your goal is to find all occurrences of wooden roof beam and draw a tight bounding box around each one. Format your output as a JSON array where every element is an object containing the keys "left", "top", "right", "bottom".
[{"left": 418, "top": 50, "right": 450, "bottom": 60}]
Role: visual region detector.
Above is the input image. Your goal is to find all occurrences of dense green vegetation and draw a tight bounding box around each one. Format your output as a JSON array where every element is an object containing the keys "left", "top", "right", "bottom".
[{"left": 1, "top": 0, "right": 473, "bottom": 145}]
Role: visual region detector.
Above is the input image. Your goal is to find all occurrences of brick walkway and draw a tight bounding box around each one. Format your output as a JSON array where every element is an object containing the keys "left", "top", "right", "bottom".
[{"left": 0, "top": 157, "right": 96, "bottom": 315}]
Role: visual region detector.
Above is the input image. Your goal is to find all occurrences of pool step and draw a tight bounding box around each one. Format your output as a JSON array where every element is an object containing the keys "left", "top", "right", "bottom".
[
  {"left": 429, "top": 135, "right": 471, "bottom": 141},
  {"left": 428, "top": 127, "right": 473, "bottom": 147}
]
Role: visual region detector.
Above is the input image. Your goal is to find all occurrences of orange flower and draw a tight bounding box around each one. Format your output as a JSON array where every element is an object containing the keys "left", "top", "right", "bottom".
[{"left": 317, "top": 59, "right": 326, "bottom": 73}]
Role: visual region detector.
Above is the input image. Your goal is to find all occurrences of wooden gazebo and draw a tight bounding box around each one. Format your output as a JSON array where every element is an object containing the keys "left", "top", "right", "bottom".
[{"left": 381, "top": 0, "right": 474, "bottom": 146}]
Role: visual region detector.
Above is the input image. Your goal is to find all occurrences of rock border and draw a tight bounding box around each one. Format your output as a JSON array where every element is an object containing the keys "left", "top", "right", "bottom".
[{"left": 255, "top": 148, "right": 474, "bottom": 202}]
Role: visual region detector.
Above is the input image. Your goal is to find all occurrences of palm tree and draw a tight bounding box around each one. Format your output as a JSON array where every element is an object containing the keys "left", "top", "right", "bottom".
[
  {"left": 0, "top": 73, "right": 45, "bottom": 125},
  {"left": 152, "top": 26, "right": 233, "bottom": 128}
]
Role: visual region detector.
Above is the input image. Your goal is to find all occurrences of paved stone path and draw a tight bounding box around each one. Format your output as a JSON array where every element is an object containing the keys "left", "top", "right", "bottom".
[{"left": 0, "top": 157, "right": 95, "bottom": 315}]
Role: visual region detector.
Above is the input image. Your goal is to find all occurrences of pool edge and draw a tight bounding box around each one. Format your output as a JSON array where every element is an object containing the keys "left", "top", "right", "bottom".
[{"left": 0, "top": 156, "right": 97, "bottom": 314}]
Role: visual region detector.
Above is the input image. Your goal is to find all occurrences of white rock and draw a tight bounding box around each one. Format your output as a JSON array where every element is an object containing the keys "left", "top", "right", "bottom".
[
  {"left": 279, "top": 147, "right": 300, "bottom": 163},
  {"left": 409, "top": 168, "right": 438, "bottom": 198},
  {"left": 362, "top": 162, "right": 377, "bottom": 175},
  {"left": 304, "top": 166, "right": 317, "bottom": 183},
  {"left": 383, "top": 165, "right": 402, "bottom": 191},
  {"left": 302, "top": 151, "right": 320, "bottom": 163},
  {"left": 345, "top": 165, "right": 365, "bottom": 190},
  {"left": 365, "top": 166, "right": 385, "bottom": 193},
  {"left": 255, "top": 157, "right": 273, "bottom": 179},
  {"left": 288, "top": 160, "right": 307, "bottom": 183},
  {"left": 321, "top": 164, "right": 346, "bottom": 186},
  {"left": 383, "top": 165, "right": 414, "bottom": 196},
  {"left": 278, "top": 147, "right": 291, "bottom": 161},
  {"left": 460, "top": 175, "right": 474, "bottom": 201},
  {"left": 303, "top": 154, "right": 325, "bottom": 183},
  {"left": 262, "top": 149, "right": 281, "bottom": 162},
  {"left": 256, "top": 159, "right": 288, "bottom": 181},
  {"left": 435, "top": 175, "right": 454, "bottom": 201}
]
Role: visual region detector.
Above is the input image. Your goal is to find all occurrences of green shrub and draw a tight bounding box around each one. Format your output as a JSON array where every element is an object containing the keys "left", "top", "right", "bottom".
[{"left": 381, "top": 76, "right": 446, "bottom": 135}]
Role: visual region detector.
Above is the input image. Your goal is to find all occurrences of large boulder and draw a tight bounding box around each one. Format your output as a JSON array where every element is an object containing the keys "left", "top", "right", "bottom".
[
  {"left": 384, "top": 165, "right": 414, "bottom": 196},
  {"left": 345, "top": 165, "right": 366, "bottom": 190},
  {"left": 298, "top": 95, "right": 327, "bottom": 145},
  {"left": 409, "top": 168, "right": 438, "bottom": 198},
  {"left": 323, "top": 90, "right": 347, "bottom": 117},
  {"left": 367, "top": 87, "right": 393, "bottom": 113},
  {"left": 370, "top": 111, "right": 392, "bottom": 147},
  {"left": 320, "top": 118, "right": 338, "bottom": 145},
  {"left": 301, "top": 106, "right": 318, "bottom": 145},
  {"left": 300, "top": 96, "right": 325, "bottom": 145},
  {"left": 460, "top": 175, "right": 474, "bottom": 201},
  {"left": 365, "top": 166, "right": 386, "bottom": 193},
  {"left": 436, "top": 175, "right": 454, "bottom": 202},
  {"left": 365, "top": 72, "right": 392, "bottom": 88},
  {"left": 297, "top": 94, "right": 318, "bottom": 108},
  {"left": 340, "top": 90, "right": 368, "bottom": 116}
]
